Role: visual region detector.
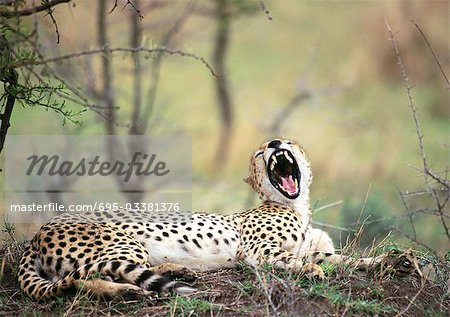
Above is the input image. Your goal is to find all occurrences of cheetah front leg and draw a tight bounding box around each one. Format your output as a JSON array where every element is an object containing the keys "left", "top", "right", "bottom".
[
  {"left": 149, "top": 263, "right": 197, "bottom": 282},
  {"left": 306, "top": 229, "right": 418, "bottom": 275},
  {"left": 304, "top": 228, "right": 384, "bottom": 268},
  {"left": 240, "top": 239, "right": 325, "bottom": 279}
]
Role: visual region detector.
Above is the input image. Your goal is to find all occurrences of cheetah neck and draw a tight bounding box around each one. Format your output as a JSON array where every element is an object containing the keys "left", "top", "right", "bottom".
[
  {"left": 260, "top": 187, "right": 311, "bottom": 214},
  {"left": 261, "top": 192, "right": 312, "bottom": 227},
  {"left": 293, "top": 196, "right": 312, "bottom": 227}
]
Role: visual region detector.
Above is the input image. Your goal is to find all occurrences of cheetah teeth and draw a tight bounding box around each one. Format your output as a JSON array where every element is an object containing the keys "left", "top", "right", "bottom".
[
  {"left": 270, "top": 160, "right": 276, "bottom": 170},
  {"left": 284, "top": 151, "right": 293, "bottom": 163}
]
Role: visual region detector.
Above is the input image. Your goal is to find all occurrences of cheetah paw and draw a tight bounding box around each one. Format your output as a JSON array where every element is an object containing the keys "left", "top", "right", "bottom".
[
  {"left": 300, "top": 263, "right": 325, "bottom": 280},
  {"left": 151, "top": 263, "right": 197, "bottom": 282}
]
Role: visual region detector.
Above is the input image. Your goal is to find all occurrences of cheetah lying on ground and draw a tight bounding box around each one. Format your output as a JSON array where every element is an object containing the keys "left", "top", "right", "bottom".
[{"left": 18, "top": 139, "right": 413, "bottom": 301}]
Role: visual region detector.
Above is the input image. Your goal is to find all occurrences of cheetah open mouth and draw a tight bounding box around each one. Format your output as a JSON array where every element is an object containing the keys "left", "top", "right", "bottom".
[{"left": 267, "top": 149, "right": 301, "bottom": 199}]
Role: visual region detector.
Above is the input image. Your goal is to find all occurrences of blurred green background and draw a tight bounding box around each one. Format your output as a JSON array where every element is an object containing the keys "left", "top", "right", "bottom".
[{"left": 2, "top": 0, "right": 449, "bottom": 251}]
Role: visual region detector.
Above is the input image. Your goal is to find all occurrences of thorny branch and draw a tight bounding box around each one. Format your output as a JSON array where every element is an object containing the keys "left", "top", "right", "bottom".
[
  {"left": 22, "top": 46, "right": 218, "bottom": 78},
  {"left": 258, "top": 0, "right": 272, "bottom": 21},
  {"left": 385, "top": 19, "right": 429, "bottom": 188},
  {"left": 109, "top": 0, "right": 143, "bottom": 19},
  {"left": 385, "top": 19, "right": 450, "bottom": 244},
  {"left": 43, "top": 0, "right": 61, "bottom": 44},
  {"left": 397, "top": 186, "right": 417, "bottom": 242},
  {"left": 0, "top": 0, "right": 71, "bottom": 17}
]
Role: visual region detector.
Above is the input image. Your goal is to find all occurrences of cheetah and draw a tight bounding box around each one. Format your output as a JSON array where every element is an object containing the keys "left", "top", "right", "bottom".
[{"left": 18, "top": 138, "right": 412, "bottom": 301}]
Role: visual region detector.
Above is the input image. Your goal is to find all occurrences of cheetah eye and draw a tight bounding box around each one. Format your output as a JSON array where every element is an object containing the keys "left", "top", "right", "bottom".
[
  {"left": 254, "top": 150, "right": 264, "bottom": 158},
  {"left": 285, "top": 140, "right": 294, "bottom": 145}
]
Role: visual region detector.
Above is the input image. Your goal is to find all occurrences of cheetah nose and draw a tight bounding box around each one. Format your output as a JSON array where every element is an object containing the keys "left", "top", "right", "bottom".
[{"left": 268, "top": 140, "right": 282, "bottom": 149}]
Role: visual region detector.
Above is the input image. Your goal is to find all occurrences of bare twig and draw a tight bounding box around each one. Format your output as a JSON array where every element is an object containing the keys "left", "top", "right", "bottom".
[
  {"left": 43, "top": 0, "right": 61, "bottom": 44},
  {"left": 258, "top": 0, "right": 272, "bottom": 21},
  {"left": 23, "top": 47, "right": 217, "bottom": 78},
  {"left": 385, "top": 19, "right": 429, "bottom": 188},
  {"left": 108, "top": 0, "right": 143, "bottom": 19},
  {"left": 0, "top": 0, "right": 71, "bottom": 17},
  {"left": 411, "top": 20, "right": 450, "bottom": 89},
  {"left": 396, "top": 186, "right": 417, "bottom": 241},
  {"left": 122, "top": 0, "right": 143, "bottom": 20},
  {"left": 108, "top": 0, "right": 119, "bottom": 14},
  {"left": 425, "top": 169, "right": 450, "bottom": 190}
]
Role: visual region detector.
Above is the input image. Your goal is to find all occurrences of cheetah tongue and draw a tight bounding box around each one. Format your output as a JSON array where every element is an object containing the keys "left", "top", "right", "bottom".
[{"left": 280, "top": 175, "right": 297, "bottom": 194}]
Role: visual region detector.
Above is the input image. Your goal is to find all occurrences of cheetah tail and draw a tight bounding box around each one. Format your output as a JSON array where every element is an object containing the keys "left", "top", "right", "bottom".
[
  {"left": 18, "top": 243, "right": 190, "bottom": 301},
  {"left": 17, "top": 241, "right": 57, "bottom": 301}
]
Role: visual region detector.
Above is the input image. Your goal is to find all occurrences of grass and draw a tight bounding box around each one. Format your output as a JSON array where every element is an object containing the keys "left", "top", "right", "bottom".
[{"left": 306, "top": 282, "right": 395, "bottom": 315}]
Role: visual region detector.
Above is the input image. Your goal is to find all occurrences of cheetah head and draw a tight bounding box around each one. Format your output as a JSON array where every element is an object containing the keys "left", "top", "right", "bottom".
[{"left": 245, "top": 138, "right": 312, "bottom": 208}]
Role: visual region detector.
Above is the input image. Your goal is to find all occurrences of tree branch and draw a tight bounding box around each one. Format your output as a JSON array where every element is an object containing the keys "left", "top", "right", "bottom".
[
  {"left": 109, "top": 0, "right": 143, "bottom": 19},
  {"left": 43, "top": 0, "right": 62, "bottom": 44},
  {"left": 385, "top": 19, "right": 429, "bottom": 188},
  {"left": 0, "top": 0, "right": 71, "bottom": 17},
  {"left": 19, "top": 46, "right": 218, "bottom": 78}
]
